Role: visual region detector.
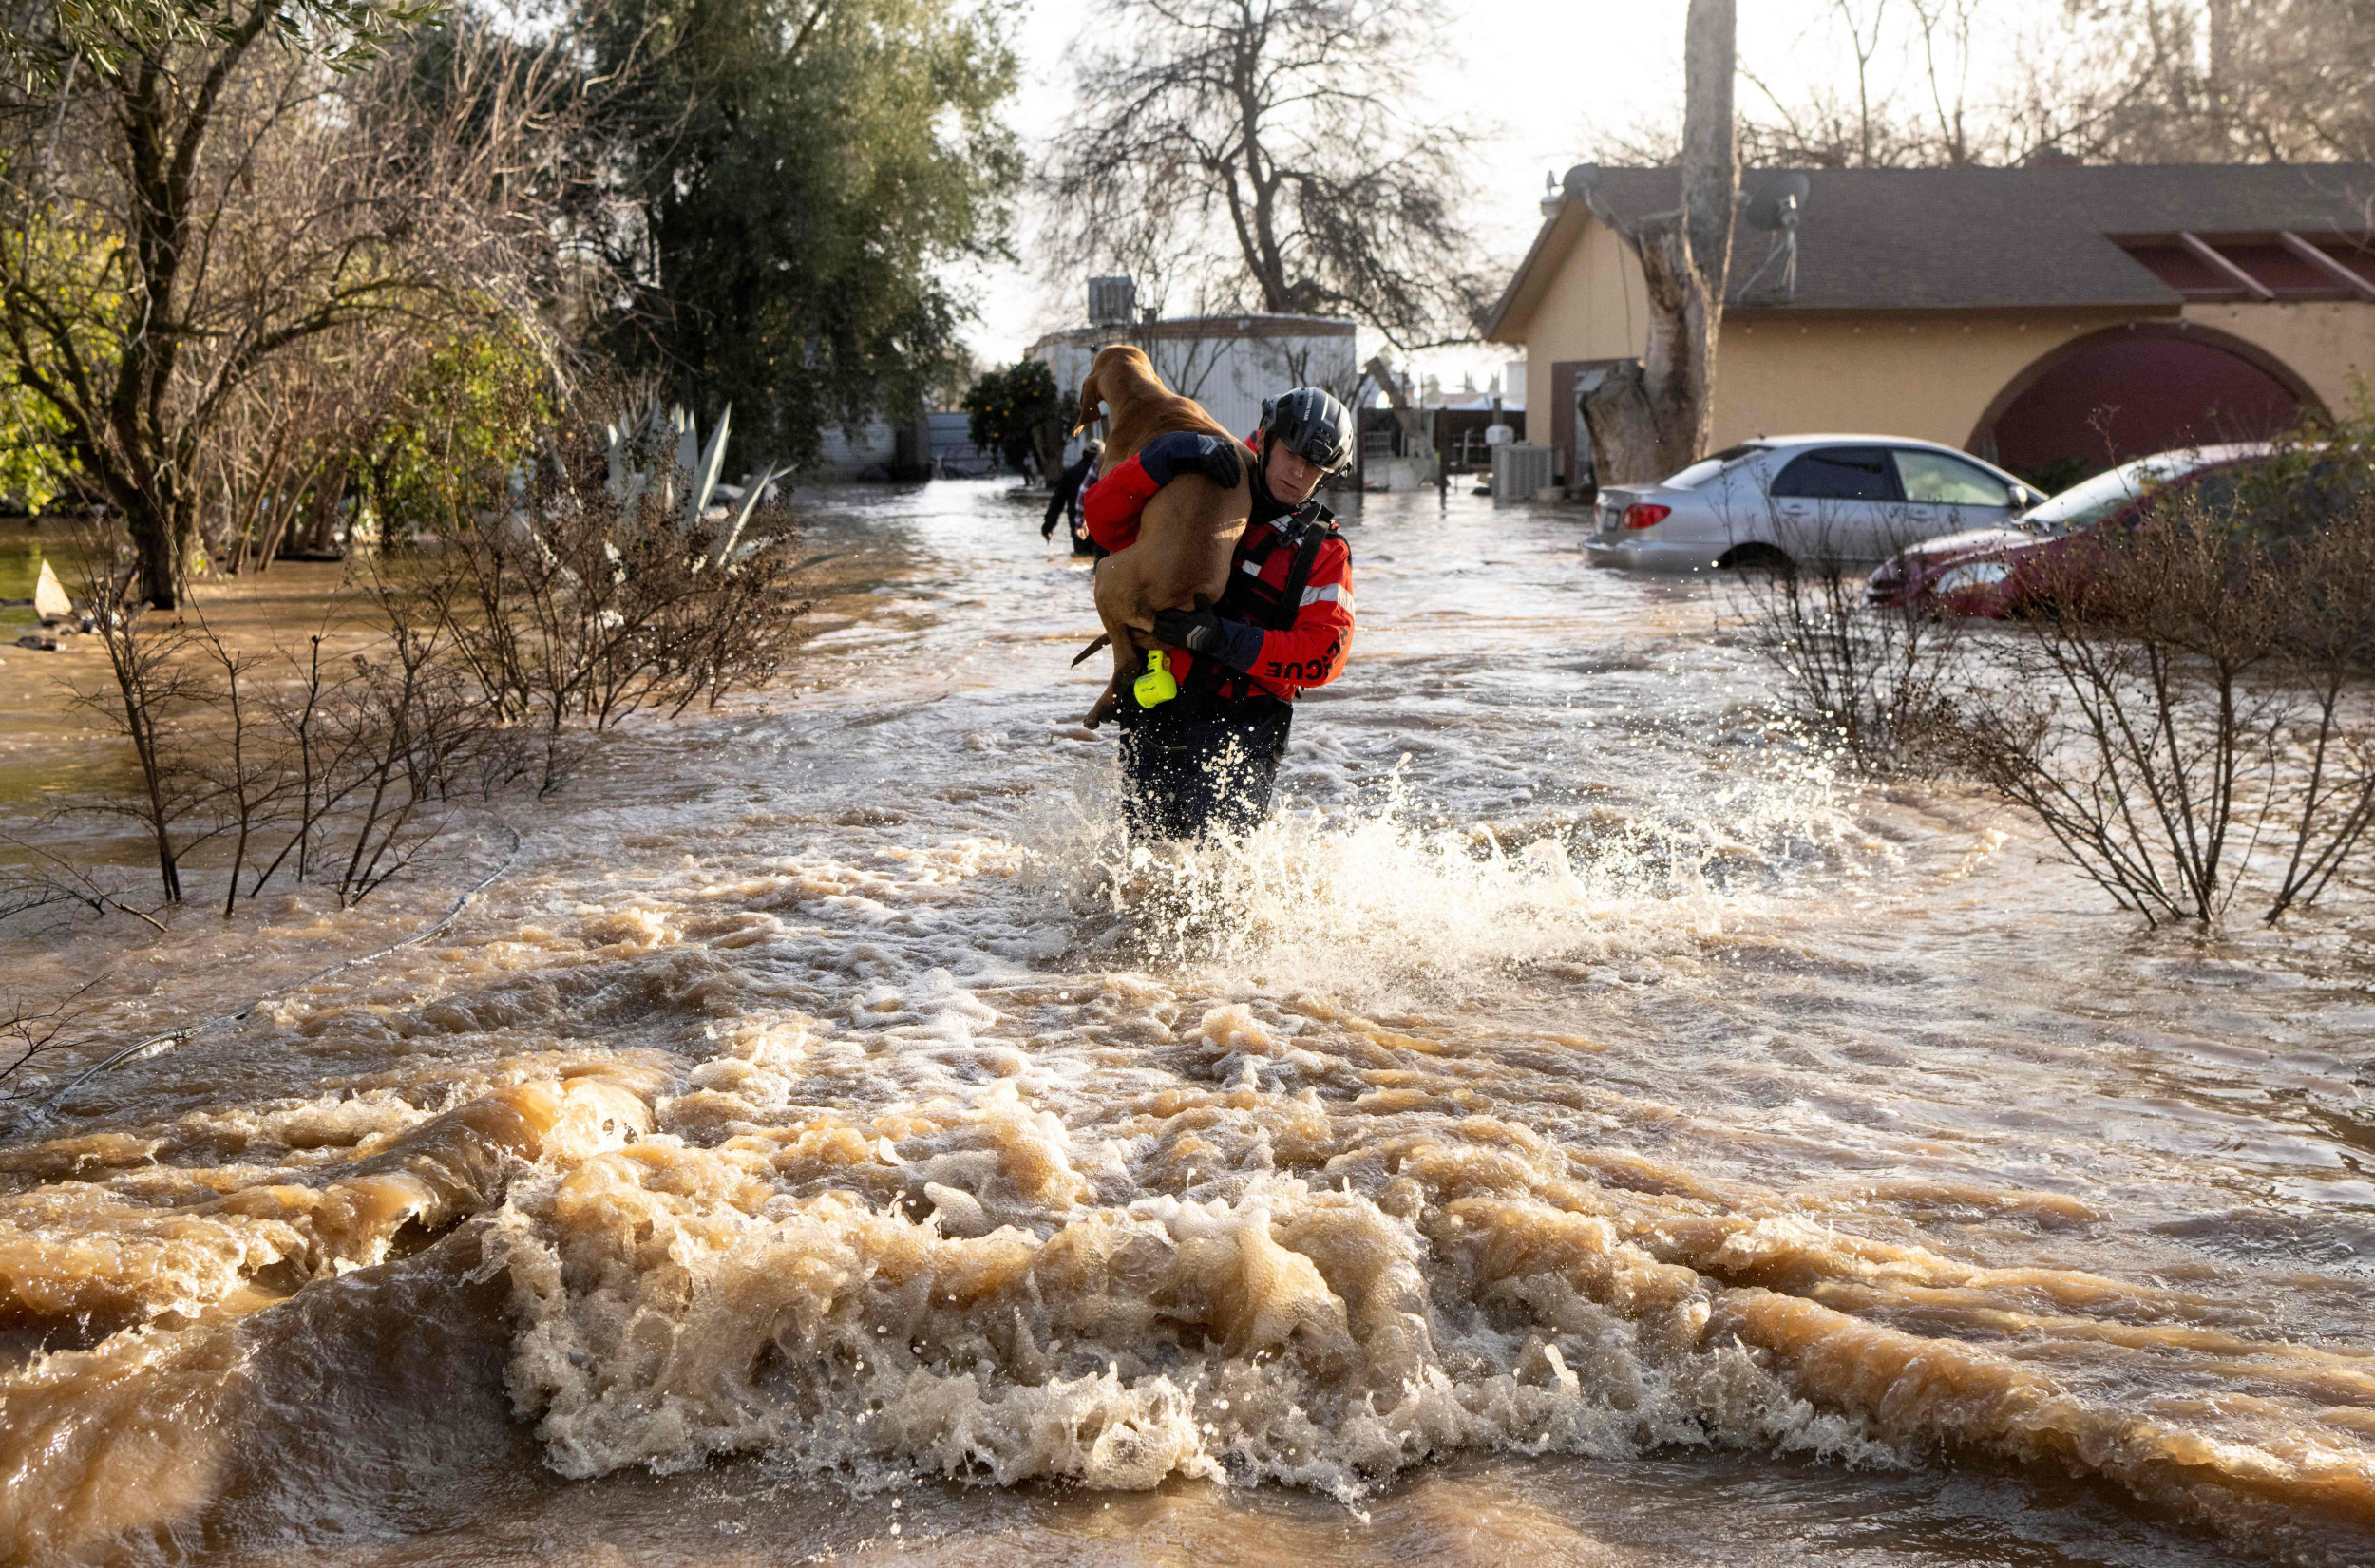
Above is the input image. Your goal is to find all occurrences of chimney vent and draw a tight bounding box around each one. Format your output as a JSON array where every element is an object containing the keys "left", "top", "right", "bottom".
[{"left": 1088, "top": 275, "right": 1137, "bottom": 326}]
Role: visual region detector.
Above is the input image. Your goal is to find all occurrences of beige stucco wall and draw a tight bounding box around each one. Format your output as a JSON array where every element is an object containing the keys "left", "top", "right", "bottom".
[
  {"left": 2182, "top": 301, "right": 2374, "bottom": 417},
  {"left": 1503, "top": 208, "right": 2375, "bottom": 455},
  {"left": 1713, "top": 314, "right": 2130, "bottom": 451},
  {"left": 1516, "top": 218, "right": 1652, "bottom": 428}
]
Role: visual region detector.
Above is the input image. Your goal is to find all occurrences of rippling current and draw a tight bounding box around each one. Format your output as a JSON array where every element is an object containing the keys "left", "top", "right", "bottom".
[{"left": 5, "top": 482, "right": 2375, "bottom": 1566}]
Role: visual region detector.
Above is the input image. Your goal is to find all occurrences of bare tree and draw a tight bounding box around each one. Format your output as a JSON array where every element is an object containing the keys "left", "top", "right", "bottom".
[
  {"left": 1577, "top": 0, "right": 1736, "bottom": 482},
  {"left": 1718, "top": 0, "right": 2375, "bottom": 172},
  {"left": 66, "top": 520, "right": 210, "bottom": 900},
  {"left": 1041, "top": 0, "right": 1488, "bottom": 349},
  {"left": 200, "top": 329, "right": 414, "bottom": 573},
  {"left": 0, "top": 12, "right": 584, "bottom": 607},
  {"left": 1737, "top": 0, "right": 1985, "bottom": 169}
]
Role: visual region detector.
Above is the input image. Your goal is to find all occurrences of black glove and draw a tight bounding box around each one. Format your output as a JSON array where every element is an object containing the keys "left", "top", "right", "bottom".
[
  {"left": 1151, "top": 595, "right": 1224, "bottom": 653},
  {"left": 1138, "top": 432, "right": 1243, "bottom": 491}
]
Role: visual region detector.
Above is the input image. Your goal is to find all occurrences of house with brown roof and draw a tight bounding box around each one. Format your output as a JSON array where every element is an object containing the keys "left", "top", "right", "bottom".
[{"left": 1484, "top": 163, "right": 2375, "bottom": 491}]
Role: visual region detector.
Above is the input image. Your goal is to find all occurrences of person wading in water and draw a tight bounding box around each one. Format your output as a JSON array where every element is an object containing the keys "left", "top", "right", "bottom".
[
  {"left": 1078, "top": 387, "right": 1356, "bottom": 839},
  {"left": 1042, "top": 438, "right": 1103, "bottom": 556}
]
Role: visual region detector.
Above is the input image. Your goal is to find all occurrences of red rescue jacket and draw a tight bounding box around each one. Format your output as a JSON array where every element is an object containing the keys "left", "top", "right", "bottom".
[
  {"left": 1174, "top": 514, "right": 1354, "bottom": 703},
  {"left": 1079, "top": 437, "right": 1352, "bottom": 703}
]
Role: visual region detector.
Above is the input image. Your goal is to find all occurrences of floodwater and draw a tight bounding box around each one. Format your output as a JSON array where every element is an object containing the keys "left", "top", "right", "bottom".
[{"left": 4, "top": 481, "right": 2374, "bottom": 1567}]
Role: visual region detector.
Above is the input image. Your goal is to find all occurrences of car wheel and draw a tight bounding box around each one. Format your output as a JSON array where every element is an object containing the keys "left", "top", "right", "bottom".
[{"left": 1718, "top": 542, "right": 1795, "bottom": 574}]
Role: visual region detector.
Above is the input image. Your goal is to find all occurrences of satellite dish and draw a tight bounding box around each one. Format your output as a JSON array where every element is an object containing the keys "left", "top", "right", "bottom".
[
  {"left": 1561, "top": 163, "right": 1602, "bottom": 201},
  {"left": 1745, "top": 172, "right": 1812, "bottom": 232},
  {"left": 1737, "top": 173, "right": 1812, "bottom": 301}
]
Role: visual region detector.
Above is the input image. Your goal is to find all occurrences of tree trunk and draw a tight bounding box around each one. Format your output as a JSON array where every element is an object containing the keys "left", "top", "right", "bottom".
[
  {"left": 1580, "top": 364, "right": 1660, "bottom": 489},
  {"left": 1666, "top": 0, "right": 1737, "bottom": 466},
  {"left": 2206, "top": 0, "right": 2237, "bottom": 147},
  {"left": 124, "top": 494, "right": 190, "bottom": 610},
  {"left": 1581, "top": 0, "right": 1736, "bottom": 482},
  {"left": 289, "top": 453, "right": 348, "bottom": 557}
]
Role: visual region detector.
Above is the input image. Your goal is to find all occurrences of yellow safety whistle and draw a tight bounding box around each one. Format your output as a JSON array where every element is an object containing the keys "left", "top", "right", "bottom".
[{"left": 1132, "top": 648, "right": 1179, "bottom": 708}]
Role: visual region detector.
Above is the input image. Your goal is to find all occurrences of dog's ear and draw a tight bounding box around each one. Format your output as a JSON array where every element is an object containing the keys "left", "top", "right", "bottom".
[{"left": 1073, "top": 372, "right": 1103, "bottom": 437}]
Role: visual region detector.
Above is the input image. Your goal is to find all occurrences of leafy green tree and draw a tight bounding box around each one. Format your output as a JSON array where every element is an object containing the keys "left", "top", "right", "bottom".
[
  {"left": 580, "top": 0, "right": 1022, "bottom": 471},
  {"left": 6, "top": 0, "right": 429, "bottom": 84},
  {"left": 960, "top": 358, "right": 1057, "bottom": 478},
  {"left": 0, "top": 387, "right": 70, "bottom": 513},
  {"left": 362, "top": 320, "right": 554, "bottom": 537}
]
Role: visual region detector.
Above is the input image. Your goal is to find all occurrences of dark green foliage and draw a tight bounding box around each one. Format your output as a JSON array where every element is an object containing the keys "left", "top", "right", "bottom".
[
  {"left": 8, "top": 0, "right": 432, "bottom": 86},
  {"left": 2228, "top": 399, "right": 2375, "bottom": 547},
  {"left": 961, "top": 358, "right": 1057, "bottom": 476},
  {"left": 580, "top": 0, "right": 1022, "bottom": 471},
  {"left": 360, "top": 321, "right": 553, "bottom": 538}
]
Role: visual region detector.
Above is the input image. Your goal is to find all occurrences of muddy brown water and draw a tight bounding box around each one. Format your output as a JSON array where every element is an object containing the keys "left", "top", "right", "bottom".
[{"left": 3, "top": 482, "right": 2373, "bottom": 1566}]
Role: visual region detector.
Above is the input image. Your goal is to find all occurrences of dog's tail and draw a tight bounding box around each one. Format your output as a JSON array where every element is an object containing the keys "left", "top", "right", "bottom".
[{"left": 1071, "top": 633, "right": 1111, "bottom": 667}]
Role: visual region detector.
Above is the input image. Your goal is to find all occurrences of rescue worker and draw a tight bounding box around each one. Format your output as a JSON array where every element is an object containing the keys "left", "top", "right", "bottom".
[
  {"left": 1079, "top": 387, "right": 1356, "bottom": 840},
  {"left": 1042, "top": 439, "right": 1103, "bottom": 556}
]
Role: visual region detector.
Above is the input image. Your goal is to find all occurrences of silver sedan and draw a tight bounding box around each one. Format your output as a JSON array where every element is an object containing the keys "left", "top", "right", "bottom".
[{"left": 1582, "top": 436, "right": 2043, "bottom": 571}]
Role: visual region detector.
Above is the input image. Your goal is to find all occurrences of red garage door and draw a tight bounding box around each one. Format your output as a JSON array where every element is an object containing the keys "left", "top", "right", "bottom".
[{"left": 1983, "top": 330, "right": 2307, "bottom": 490}]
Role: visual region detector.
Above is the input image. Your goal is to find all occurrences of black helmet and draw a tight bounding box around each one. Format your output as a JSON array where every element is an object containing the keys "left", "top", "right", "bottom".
[{"left": 1259, "top": 387, "right": 1354, "bottom": 474}]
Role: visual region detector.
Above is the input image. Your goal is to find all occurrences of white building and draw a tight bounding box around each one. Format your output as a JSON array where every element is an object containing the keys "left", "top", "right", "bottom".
[{"left": 1030, "top": 313, "right": 1360, "bottom": 459}]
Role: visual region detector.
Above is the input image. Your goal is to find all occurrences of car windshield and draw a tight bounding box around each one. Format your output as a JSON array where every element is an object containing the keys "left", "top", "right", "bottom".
[
  {"left": 1662, "top": 444, "right": 1761, "bottom": 490},
  {"left": 2019, "top": 452, "right": 2225, "bottom": 538}
]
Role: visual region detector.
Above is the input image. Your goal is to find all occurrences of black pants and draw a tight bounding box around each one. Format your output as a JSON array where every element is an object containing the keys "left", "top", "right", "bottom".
[{"left": 1116, "top": 690, "right": 1293, "bottom": 841}]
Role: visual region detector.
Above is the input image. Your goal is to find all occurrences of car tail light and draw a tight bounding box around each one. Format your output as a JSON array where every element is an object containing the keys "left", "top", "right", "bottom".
[{"left": 1623, "top": 503, "right": 1670, "bottom": 530}]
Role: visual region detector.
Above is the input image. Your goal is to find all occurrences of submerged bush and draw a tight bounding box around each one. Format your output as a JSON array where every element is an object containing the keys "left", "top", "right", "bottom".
[{"left": 1738, "top": 439, "right": 2375, "bottom": 926}]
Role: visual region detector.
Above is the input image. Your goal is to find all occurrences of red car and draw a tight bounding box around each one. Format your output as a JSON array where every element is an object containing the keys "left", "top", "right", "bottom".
[{"left": 1865, "top": 444, "right": 2271, "bottom": 616}]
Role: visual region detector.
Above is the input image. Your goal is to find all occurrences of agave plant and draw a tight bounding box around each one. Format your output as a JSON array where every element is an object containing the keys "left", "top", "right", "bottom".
[{"left": 603, "top": 403, "right": 789, "bottom": 567}]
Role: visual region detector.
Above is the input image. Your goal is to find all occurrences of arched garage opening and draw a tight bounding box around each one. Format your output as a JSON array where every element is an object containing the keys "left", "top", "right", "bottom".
[{"left": 1970, "top": 323, "right": 2322, "bottom": 491}]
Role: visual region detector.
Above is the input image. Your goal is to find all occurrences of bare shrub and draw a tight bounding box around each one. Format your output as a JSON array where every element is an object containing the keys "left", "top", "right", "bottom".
[
  {"left": 43, "top": 399, "right": 809, "bottom": 913},
  {"left": 1732, "top": 440, "right": 2375, "bottom": 927},
  {"left": 2261, "top": 490, "right": 2375, "bottom": 918},
  {"left": 330, "top": 618, "right": 525, "bottom": 903},
  {"left": 381, "top": 431, "right": 810, "bottom": 785},
  {"left": 0, "top": 986, "right": 98, "bottom": 1100},
  {"left": 55, "top": 520, "right": 516, "bottom": 911},
  {"left": 68, "top": 525, "right": 211, "bottom": 902},
  {"left": 1950, "top": 478, "right": 2375, "bottom": 926},
  {"left": 1735, "top": 549, "right": 1963, "bottom": 776},
  {"left": 0, "top": 848, "right": 162, "bottom": 932}
]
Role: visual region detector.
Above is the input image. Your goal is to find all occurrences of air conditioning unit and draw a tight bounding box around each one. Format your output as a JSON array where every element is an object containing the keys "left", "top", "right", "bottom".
[
  {"left": 1492, "top": 443, "right": 1556, "bottom": 506},
  {"left": 1087, "top": 275, "right": 1137, "bottom": 327}
]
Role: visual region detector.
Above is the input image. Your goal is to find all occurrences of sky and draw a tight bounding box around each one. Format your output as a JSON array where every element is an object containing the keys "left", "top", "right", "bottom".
[{"left": 954, "top": 0, "right": 2093, "bottom": 392}]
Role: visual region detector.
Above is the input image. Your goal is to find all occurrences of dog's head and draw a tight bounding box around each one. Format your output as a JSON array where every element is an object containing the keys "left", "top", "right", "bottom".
[{"left": 1073, "top": 344, "right": 1161, "bottom": 436}]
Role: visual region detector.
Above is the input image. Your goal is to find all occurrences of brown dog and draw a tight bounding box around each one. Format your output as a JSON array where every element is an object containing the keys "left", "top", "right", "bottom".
[{"left": 1071, "top": 345, "right": 1253, "bottom": 727}]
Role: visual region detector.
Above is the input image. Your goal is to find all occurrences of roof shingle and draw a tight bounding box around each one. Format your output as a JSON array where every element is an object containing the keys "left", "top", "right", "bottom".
[{"left": 1530, "top": 162, "right": 2375, "bottom": 315}]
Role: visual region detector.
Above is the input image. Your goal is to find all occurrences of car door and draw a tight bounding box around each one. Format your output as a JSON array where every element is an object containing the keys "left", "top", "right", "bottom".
[
  {"left": 1890, "top": 448, "right": 2019, "bottom": 548},
  {"left": 1766, "top": 446, "right": 1903, "bottom": 563}
]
